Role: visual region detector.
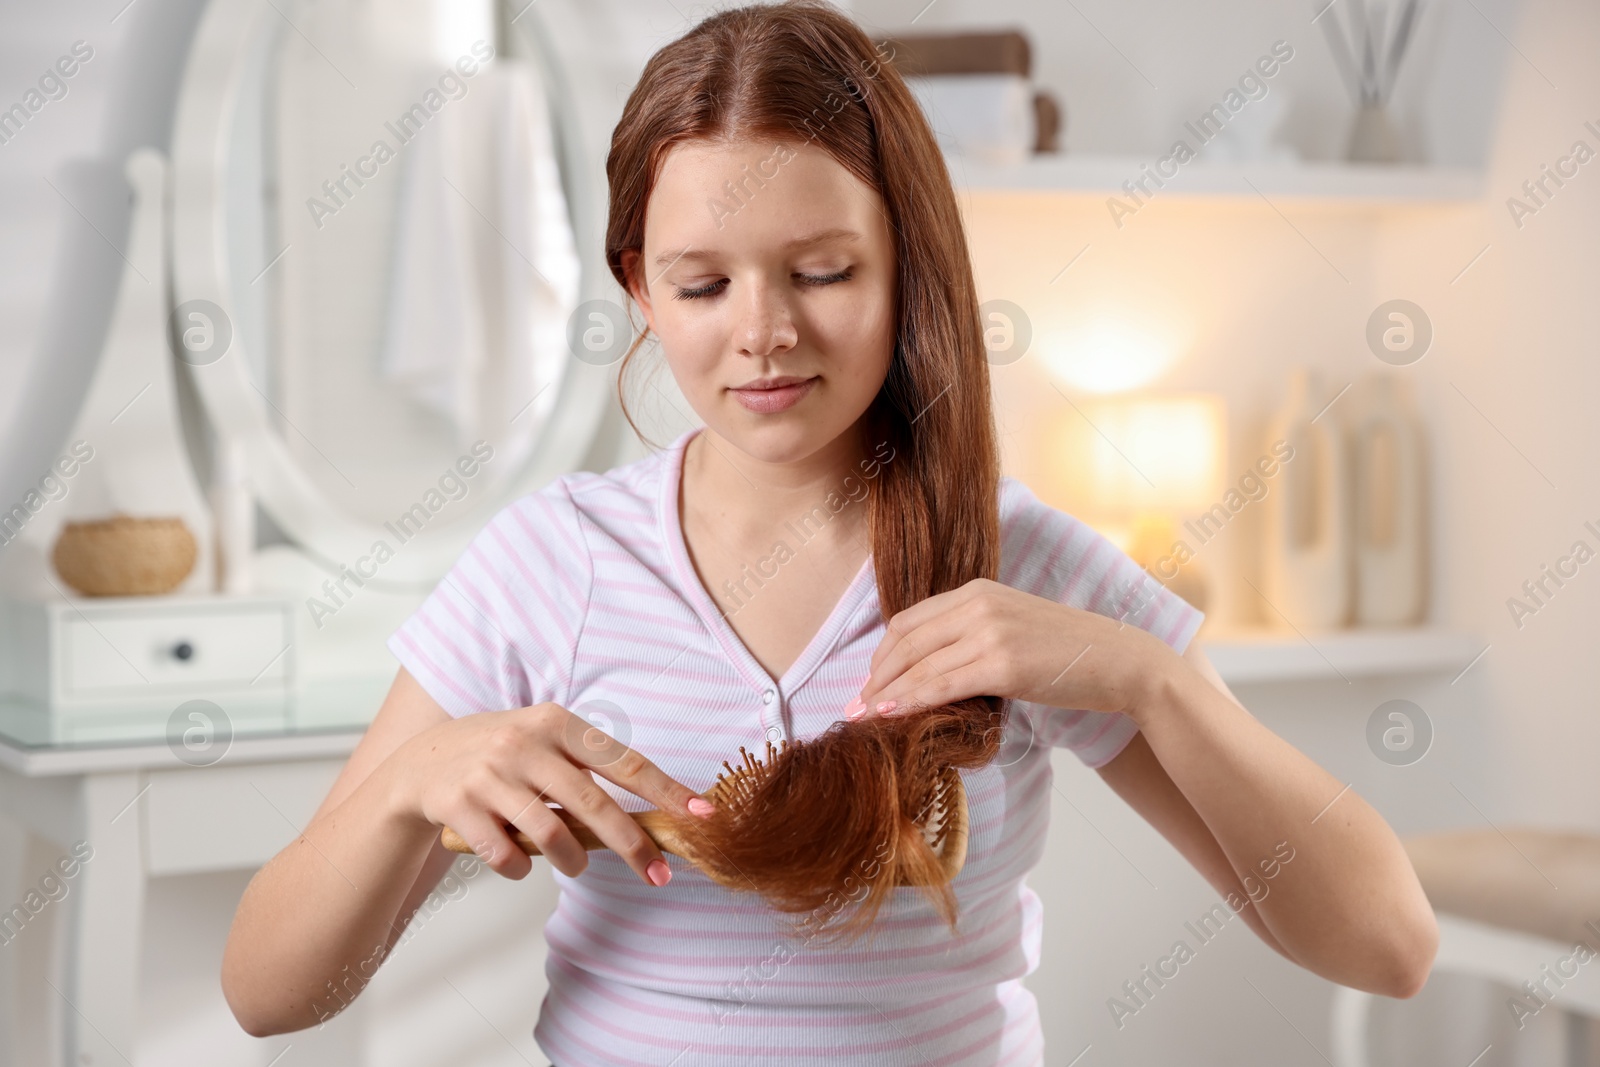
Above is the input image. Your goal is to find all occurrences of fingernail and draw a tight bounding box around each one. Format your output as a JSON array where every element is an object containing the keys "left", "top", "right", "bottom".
[
  {"left": 844, "top": 696, "right": 867, "bottom": 720},
  {"left": 646, "top": 858, "right": 672, "bottom": 887},
  {"left": 876, "top": 700, "right": 898, "bottom": 716},
  {"left": 687, "top": 796, "right": 715, "bottom": 817}
]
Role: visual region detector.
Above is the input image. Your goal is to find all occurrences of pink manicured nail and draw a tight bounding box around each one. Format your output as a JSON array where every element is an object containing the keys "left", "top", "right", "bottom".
[
  {"left": 646, "top": 858, "right": 672, "bottom": 887},
  {"left": 844, "top": 696, "right": 867, "bottom": 720},
  {"left": 686, "top": 797, "right": 715, "bottom": 817},
  {"left": 876, "top": 700, "right": 898, "bottom": 716}
]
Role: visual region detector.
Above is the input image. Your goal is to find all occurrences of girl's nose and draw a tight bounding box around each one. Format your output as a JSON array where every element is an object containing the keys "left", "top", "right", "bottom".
[{"left": 737, "top": 278, "right": 798, "bottom": 357}]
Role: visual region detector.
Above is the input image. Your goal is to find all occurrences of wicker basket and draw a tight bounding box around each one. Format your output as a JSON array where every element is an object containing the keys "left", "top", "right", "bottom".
[{"left": 52, "top": 514, "right": 197, "bottom": 596}]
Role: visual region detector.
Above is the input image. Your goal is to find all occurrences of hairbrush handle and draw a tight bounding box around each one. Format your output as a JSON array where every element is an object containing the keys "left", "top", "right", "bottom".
[{"left": 439, "top": 808, "right": 692, "bottom": 859}]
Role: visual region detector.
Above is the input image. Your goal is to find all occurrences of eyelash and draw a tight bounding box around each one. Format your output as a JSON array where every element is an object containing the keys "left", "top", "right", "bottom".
[{"left": 672, "top": 268, "right": 853, "bottom": 301}]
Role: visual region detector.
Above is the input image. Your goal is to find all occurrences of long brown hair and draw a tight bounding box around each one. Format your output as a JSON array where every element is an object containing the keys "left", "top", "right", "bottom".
[{"left": 605, "top": 0, "right": 1004, "bottom": 941}]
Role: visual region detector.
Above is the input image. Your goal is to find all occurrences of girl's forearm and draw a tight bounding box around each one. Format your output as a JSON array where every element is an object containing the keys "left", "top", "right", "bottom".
[
  {"left": 1130, "top": 654, "right": 1437, "bottom": 997},
  {"left": 221, "top": 760, "right": 442, "bottom": 1035}
]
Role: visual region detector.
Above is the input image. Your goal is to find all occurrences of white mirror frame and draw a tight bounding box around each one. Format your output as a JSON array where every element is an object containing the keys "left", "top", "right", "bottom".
[{"left": 170, "top": 0, "right": 617, "bottom": 584}]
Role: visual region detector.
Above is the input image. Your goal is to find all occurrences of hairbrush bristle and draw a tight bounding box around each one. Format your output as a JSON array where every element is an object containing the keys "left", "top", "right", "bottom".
[
  {"left": 709, "top": 740, "right": 952, "bottom": 847},
  {"left": 712, "top": 741, "right": 786, "bottom": 817},
  {"left": 666, "top": 722, "right": 979, "bottom": 946},
  {"left": 912, "top": 767, "right": 958, "bottom": 853}
]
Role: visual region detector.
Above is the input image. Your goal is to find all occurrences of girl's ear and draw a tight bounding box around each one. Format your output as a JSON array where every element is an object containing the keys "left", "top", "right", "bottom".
[{"left": 620, "top": 249, "right": 656, "bottom": 333}]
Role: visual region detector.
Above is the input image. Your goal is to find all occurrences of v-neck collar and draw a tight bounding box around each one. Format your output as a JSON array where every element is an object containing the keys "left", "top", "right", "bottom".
[{"left": 658, "top": 426, "right": 877, "bottom": 698}]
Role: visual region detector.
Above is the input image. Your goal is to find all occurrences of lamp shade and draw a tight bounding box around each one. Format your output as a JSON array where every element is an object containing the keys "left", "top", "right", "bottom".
[{"left": 1054, "top": 392, "right": 1227, "bottom": 523}]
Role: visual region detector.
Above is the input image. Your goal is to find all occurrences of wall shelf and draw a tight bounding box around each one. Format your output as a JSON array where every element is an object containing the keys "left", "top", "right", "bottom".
[
  {"left": 949, "top": 153, "right": 1485, "bottom": 205},
  {"left": 1201, "top": 626, "right": 1484, "bottom": 685}
]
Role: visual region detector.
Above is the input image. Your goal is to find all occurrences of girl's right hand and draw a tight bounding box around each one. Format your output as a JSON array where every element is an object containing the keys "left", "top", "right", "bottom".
[{"left": 381, "top": 702, "right": 712, "bottom": 887}]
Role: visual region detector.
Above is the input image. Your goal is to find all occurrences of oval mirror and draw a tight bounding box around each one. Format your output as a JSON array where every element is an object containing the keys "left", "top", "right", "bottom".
[{"left": 171, "top": 0, "right": 626, "bottom": 585}]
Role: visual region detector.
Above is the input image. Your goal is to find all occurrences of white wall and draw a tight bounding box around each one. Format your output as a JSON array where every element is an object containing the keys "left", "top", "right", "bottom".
[{"left": 0, "top": 0, "right": 210, "bottom": 522}]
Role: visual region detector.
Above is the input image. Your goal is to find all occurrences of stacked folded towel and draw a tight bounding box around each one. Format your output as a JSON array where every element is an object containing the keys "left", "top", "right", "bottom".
[{"left": 874, "top": 30, "right": 1062, "bottom": 165}]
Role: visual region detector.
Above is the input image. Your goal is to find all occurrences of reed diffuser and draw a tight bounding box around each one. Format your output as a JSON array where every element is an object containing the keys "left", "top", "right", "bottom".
[{"left": 1315, "top": 0, "right": 1425, "bottom": 163}]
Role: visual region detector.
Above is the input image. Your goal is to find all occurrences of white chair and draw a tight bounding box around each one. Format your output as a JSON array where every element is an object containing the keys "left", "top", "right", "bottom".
[{"left": 1332, "top": 830, "right": 1600, "bottom": 1067}]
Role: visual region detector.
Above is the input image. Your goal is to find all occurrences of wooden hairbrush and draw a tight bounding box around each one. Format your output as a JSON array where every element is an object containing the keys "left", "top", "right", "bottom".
[{"left": 439, "top": 739, "right": 971, "bottom": 886}]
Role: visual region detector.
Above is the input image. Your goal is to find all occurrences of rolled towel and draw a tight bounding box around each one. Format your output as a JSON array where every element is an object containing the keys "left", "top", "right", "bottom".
[
  {"left": 875, "top": 29, "right": 1057, "bottom": 164},
  {"left": 873, "top": 29, "right": 1030, "bottom": 77},
  {"left": 1033, "top": 90, "right": 1063, "bottom": 153}
]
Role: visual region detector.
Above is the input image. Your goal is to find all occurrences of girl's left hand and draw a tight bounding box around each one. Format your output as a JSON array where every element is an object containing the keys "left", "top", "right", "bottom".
[{"left": 848, "top": 578, "right": 1174, "bottom": 724}]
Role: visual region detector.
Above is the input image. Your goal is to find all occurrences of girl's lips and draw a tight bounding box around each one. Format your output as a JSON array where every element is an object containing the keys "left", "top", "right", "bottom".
[{"left": 731, "top": 377, "right": 817, "bottom": 413}]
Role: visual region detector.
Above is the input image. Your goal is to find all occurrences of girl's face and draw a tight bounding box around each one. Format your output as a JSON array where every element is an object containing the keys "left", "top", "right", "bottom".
[{"left": 625, "top": 138, "right": 898, "bottom": 466}]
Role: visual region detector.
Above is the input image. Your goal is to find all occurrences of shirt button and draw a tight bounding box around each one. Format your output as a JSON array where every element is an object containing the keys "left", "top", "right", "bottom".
[{"left": 761, "top": 688, "right": 775, "bottom": 705}]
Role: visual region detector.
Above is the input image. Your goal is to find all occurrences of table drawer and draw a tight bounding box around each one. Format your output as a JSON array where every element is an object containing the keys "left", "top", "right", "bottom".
[
  {"left": 143, "top": 758, "right": 346, "bottom": 875},
  {"left": 62, "top": 605, "right": 289, "bottom": 695}
]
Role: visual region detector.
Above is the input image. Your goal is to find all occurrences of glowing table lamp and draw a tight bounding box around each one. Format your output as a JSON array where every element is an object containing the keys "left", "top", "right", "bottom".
[{"left": 1054, "top": 392, "right": 1226, "bottom": 611}]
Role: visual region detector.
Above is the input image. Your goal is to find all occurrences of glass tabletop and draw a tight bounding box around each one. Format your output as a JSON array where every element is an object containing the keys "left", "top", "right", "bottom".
[{"left": 0, "top": 674, "right": 390, "bottom": 752}]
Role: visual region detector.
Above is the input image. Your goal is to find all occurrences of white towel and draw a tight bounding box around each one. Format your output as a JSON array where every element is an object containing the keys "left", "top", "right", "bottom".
[
  {"left": 379, "top": 59, "right": 580, "bottom": 457},
  {"left": 906, "top": 73, "right": 1036, "bottom": 167}
]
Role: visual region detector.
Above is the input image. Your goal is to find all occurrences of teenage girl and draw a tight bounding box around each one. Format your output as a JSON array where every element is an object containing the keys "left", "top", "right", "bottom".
[{"left": 222, "top": 3, "right": 1437, "bottom": 1064}]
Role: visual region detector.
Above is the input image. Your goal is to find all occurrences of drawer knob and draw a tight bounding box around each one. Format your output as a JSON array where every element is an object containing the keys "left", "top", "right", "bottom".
[{"left": 171, "top": 640, "right": 195, "bottom": 661}]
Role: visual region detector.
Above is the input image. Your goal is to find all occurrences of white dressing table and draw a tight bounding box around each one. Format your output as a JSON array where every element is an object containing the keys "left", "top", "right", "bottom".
[{"left": 0, "top": 678, "right": 385, "bottom": 1067}]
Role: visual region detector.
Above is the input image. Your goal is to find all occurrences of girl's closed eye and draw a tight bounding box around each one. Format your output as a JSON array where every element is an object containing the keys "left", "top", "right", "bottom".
[{"left": 672, "top": 267, "right": 853, "bottom": 301}]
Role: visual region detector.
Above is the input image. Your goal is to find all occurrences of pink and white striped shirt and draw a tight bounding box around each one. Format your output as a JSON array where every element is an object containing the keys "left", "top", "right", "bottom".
[{"left": 388, "top": 426, "right": 1203, "bottom": 1067}]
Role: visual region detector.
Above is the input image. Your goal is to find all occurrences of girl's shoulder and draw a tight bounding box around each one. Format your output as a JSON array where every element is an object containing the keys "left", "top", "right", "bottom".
[
  {"left": 496, "top": 439, "right": 676, "bottom": 535},
  {"left": 996, "top": 474, "right": 1088, "bottom": 580},
  {"left": 997, "top": 474, "right": 1204, "bottom": 644},
  {"left": 996, "top": 473, "right": 1096, "bottom": 552}
]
